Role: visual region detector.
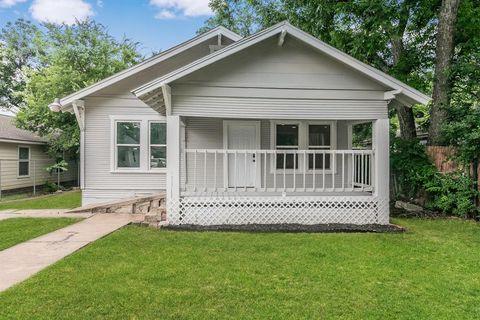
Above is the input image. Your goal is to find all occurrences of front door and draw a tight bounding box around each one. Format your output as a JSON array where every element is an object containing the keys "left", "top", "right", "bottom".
[{"left": 224, "top": 121, "right": 260, "bottom": 188}]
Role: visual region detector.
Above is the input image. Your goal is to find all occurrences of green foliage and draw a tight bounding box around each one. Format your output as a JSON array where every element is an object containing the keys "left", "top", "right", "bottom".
[
  {"left": 391, "top": 137, "right": 478, "bottom": 217},
  {"left": 44, "top": 180, "right": 60, "bottom": 193},
  {"left": 0, "top": 19, "right": 42, "bottom": 111},
  {"left": 2, "top": 19, "right": 142, "bottom": 156},
  {"left": 46, "top": 159, "right": 68, "bottom": 174}
]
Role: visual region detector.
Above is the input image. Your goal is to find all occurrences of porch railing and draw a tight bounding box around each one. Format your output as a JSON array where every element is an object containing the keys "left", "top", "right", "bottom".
[{"left": 182, "top": 149, "right": 374, "bottom": 194}]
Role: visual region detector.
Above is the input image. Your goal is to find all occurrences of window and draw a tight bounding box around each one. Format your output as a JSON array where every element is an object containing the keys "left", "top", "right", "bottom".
[
  {"left": 18, "top": 146, "right": 29, "bottom": 177},
  {"left": 308, "top": 124, "right": 331, "bottom": 169},
  {"left": 275, "top": 124, "right": 299, "bottom": 169},
  {"left": 271, "top": 120, "right": 336, "bottom": 172},
  {"left": 116, "top": 122, "right": 141, "bottom": 168},
  {"left": 150, "top": 122, "right": 166, "bottom": 169},
  {"left": 112, "top": 117, "right": 166, "bottom": 172}
]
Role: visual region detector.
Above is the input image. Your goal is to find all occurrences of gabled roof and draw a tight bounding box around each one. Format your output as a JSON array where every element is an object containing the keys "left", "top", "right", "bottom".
[
  {"left": 58, "top": 26, "right": 242, "bottom": 110},
  {"left": 0, "top": 115, "right": 47, "bottom": 145},
  {"left": 133, "top": 21, "right": 431, "bottom": 106}
]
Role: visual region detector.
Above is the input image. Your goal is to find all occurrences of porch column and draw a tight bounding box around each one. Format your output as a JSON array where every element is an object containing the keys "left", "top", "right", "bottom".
[
  {"left": 167, "top": 115, "right": 181, "bottom": 218},
  {"left": 373, "top": 118, "right": 390, "bottom": 224}
]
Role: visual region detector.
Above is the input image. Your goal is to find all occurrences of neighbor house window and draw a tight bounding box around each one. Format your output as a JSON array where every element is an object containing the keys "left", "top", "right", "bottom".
[
  {"left": 308, "top": 124, "right": 331, "bottom": 170},
  {"left": 116, "top": 121, "right": 141, "bottom": 168},
  {"left": 18, "top": 146, "right": 30, "bottom": 176},
  {"left": 149, "top": 122, "right": 166, "bottom": 169},
  {"left": 275, "top": 124, "right": 299, "bottom": 169}
]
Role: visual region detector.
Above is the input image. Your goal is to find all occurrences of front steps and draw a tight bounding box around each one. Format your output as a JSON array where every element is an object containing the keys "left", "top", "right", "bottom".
[{"left": 68, "top": 193, "right": 167, "bottom": 227}]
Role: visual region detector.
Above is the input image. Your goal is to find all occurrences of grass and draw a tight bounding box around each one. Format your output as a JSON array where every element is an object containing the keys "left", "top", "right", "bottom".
[
  {"left": 0, "top": 191, "right": 81, "bottom": 211},
  {"left": 0, "top": 217, "right": 81, "bottom": 251},
  {"left": 0, "top": 218, "right": 479, "bottom": 319}
]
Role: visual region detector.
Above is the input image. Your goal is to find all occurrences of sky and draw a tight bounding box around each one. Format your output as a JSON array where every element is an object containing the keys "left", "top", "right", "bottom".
[
  {"left": 0, "top": 0, "right": 213, "bottom": 56},
  {"left": 0, "top": 0, "right": 214, "bottom": 115}
]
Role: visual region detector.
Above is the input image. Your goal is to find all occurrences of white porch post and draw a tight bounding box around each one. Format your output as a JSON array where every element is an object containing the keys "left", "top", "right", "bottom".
[
  {"left": 373, "top": 118, "right": 390, "bottom": 224},
  {"left": 167, "top": 115, "right": 181, "bottom": 220}
]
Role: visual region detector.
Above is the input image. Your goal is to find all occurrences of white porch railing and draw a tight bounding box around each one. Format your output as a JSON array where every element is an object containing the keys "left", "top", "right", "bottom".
[{"left": 182, "top": 149, "right": 374, "bottom": 194}]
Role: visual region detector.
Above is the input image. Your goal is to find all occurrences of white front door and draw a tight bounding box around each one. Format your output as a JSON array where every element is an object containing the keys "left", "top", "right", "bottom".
[{"left": 224, "top": 121, "right": 260, "bottom": 188}]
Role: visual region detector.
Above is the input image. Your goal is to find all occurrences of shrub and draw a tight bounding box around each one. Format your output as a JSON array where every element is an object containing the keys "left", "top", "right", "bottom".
[{"left": 391, "top": 137, "right": 478, "bottom": 217}]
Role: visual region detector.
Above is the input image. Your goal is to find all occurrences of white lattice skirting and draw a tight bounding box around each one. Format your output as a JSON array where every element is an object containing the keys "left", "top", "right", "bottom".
[{"left": 167, "top": 196, "right": 389, "bottom": 226}]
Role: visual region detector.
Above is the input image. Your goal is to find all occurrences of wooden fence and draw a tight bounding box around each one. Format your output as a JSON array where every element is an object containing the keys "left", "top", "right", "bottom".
[{"left": 427, "top": 146, "right": 480, "bottom": 186}]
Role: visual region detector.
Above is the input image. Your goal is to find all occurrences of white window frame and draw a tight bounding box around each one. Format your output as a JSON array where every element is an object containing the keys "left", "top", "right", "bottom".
[
  {"left": 110, "top": 115, "right": 166, "bottom": 173},
  {"left": 306, "top": 120, "right": 337, "bottom": 172},
  {"left": 18, "top": 145, "right": 30, "bottom": 178},
  {"left": 270, "top": 120, "right": 336, "bottom": 174},
  {"left": 149, "top": 121, "right": 167, "bottom": 170}
]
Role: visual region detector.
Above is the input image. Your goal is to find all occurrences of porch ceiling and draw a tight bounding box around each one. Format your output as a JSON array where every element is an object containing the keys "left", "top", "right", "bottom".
[{"left": 139, "top": 88, "right": 166, "bottom": 115}]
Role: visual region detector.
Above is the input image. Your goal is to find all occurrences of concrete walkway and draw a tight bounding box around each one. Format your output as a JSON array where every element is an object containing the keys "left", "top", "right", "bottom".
[
  {"left": 0, "top": 209, "right": 93, "bottom": 221},
  {"left": 0, "top": 214, "right": 143, "bottom": 292}
]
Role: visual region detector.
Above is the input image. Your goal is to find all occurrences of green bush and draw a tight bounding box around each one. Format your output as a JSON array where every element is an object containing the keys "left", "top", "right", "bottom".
[{"left": 391, "top": 137, "right": 478, "bottom": 217}]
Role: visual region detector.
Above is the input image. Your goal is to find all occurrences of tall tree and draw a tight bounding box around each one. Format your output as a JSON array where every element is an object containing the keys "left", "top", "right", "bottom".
[
  {"left": 203, "top": 0, "right": 437, "bottom": 138},
  {"left": 428, "top": 0, "right": 461, "bottom": 145},
  {"left": 12, "top": 20, "right": 141, "bottom": 156},
  {"left": 0, "top": 19, "right": 41, "bottom": 111}
]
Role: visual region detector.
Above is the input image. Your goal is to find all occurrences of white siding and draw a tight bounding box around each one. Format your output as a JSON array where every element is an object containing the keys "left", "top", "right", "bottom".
[
  {"left": 80, "top": 37, "right": 229, "bottom": 205},
  {"left": 0, "top": 142, "right": 78, "bottom": 192},
  {"left": 171, "top": 36, "right": 389, "bottom": 120}
]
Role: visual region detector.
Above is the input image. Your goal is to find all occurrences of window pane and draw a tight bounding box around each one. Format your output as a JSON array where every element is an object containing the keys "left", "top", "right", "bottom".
[
  {"left": 117, "top": 122, "right": 140, "bottom": 144},
  {"left": 150, "top": 123, "right": 166, "bottom": 145},
  {"left": 276, "top": 124, "right": 298, "bottom": 146},
  {"left": 117, "top": 146, "right": 140, "bottom": 168},
  {"left": 19, "top": 162, "right": 29, "bottom": 176},
  {"left": 308, "top": 153, "right": 331, "bottom": 170},
  {"left": 19, "top": 147, "right": 29, "bottom": 160},
  {"left": 276, "top": 149, "right": 298, "bottom": 169},
  {"left": 150, "top": 146, "right": 166, "bottom": 168},
  {"left": 309, "top": 125, "right": 330, "bottom": 146}
]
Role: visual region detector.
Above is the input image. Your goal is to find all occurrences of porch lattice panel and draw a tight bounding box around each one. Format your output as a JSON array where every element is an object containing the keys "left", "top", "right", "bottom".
[{"left": 168, "top": 196, "right": 389, "bottom": 226}]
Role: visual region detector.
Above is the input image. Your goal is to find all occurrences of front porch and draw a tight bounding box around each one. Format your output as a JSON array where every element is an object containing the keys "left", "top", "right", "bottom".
[{"left": 166, "top": 116, "right": 390, "bottom": 226}]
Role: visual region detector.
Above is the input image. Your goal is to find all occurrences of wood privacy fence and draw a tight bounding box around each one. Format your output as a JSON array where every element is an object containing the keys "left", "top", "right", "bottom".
[{"left": 426, "top": 146, "right": 480, "bottom": 187}]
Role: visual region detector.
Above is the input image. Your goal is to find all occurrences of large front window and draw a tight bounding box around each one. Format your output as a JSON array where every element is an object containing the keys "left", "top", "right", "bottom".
[
  {"left": 112, "top": 117, "right": 166, "bottom": 171},
  {"left": 272, "top": 120, "right": 336, "bottom": 172}
]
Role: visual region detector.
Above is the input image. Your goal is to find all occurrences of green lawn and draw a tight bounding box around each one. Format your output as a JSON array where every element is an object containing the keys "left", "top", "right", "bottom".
[
  {"left": 0, "top": 217, "right": 81, "bottom": 251},
  {"left": 0, "top": 218, "right": 479, "bottom": 319},
  {"left": 0, "top": 191, "right": 81, "bottom": 211}
]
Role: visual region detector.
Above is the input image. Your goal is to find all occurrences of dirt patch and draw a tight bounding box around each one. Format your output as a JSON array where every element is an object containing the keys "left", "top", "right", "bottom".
[{"left": 163, "top": 223, "right": 405, "bottom": 233}]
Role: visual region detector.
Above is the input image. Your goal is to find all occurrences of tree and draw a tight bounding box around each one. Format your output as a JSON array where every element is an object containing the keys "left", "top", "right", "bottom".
[
  {"left": 428, "top": 0, "right": 462, "bottom": 145},
  {"left": 203, "top": 0, "right": 437, "bottom": 138},
  {"left": 13, "top": 20, "right": 141, "bottom": 156},
  {"left": 0, "top": 19, "right": 41, "bottom": 111}
]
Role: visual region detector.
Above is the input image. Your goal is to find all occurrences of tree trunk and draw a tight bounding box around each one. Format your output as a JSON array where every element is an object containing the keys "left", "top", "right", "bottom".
[
  {"left": 472, "top": 157, "right": 479, "bottom": 220},
  {"left": 395, "top": 104, "right": 417, "bottom": 139},
  {"left": 391, "top": 3, "right": 417, "bottom": 140},
  {"left": 428, "top": 0, "right": 461, "bottom": 145}
]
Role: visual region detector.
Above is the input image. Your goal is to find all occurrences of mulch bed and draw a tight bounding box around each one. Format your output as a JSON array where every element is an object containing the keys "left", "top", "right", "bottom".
[{"left": 163, "top": 223, "right": 405, "bottom": 233}]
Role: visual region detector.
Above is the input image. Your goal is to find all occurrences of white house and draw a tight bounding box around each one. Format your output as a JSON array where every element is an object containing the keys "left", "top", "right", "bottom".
[{"left": 50, "top": 22, "right": 430, "bottom": 226}]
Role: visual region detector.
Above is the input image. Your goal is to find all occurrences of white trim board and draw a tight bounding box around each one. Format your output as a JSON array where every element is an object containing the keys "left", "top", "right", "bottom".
[
  {"left": 58, "top": 27, "right": 242, "bottom": 111},
  {"left": 133, "top": 21, "right": 430, "bottom": 106}
]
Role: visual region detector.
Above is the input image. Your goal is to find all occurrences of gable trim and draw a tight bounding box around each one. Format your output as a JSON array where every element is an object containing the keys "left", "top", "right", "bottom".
[
  {"left": 58, "top": 26, "right": 242, "bottom": 111},
  {"left": 132, "top": 22, "right": 430, "bottom": 106}
]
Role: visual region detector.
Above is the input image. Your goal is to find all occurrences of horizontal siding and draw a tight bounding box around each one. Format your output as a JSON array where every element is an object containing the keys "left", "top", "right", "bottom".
[
  {"left": 0, "top": 142, "right": 77, "bottom": 191},
  {"left": 180, "top": 37, "right": 387, "bottom": 91},
  {"left": 173, "top": 97, "right": 388, "bottom": 119},
  {"left": 83, "top": 97, "right": 166, "bottom": 190}
]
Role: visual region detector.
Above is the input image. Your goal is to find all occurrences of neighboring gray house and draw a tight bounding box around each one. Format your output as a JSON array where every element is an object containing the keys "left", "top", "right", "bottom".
[
  {"left": 0, "top": 115, "right": 78, "bottom": 194},
  {"left": 50, "top": 22, "right": 430, "bottom": 225}
]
